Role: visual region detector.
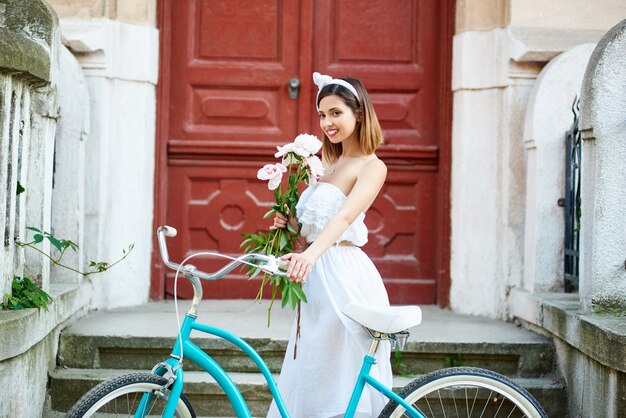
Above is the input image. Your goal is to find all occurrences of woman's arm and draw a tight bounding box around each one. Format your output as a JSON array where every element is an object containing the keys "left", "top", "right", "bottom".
[{"left": 283, "top": 159, "right": 387, "bottom": 281}]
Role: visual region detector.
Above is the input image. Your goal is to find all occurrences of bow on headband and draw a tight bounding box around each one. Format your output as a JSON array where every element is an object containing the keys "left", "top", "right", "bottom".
[{"left": 312, "top": 72, "right": 360, "bottom": 109}]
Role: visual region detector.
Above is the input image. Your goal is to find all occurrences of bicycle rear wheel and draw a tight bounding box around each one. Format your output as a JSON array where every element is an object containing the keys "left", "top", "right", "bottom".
[
  {"left": 66, "top": 372, "right": 195, "bottom": 418},
  {"left": 379, "top": 367, "right": 547, "bottom": 418}
]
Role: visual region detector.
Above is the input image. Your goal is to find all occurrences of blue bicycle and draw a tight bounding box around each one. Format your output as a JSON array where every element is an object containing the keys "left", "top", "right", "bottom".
[{"left": 66, "top": 226, "right": 547, "bottom": 418}]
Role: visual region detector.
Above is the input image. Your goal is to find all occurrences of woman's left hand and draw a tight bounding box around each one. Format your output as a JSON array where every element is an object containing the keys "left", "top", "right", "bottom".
[{"left": 281, "top": 251, "right": 315, "bottom": 283}]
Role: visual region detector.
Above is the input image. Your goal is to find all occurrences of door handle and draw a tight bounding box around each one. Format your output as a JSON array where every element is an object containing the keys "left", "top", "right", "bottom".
[{"left": 288, "top": 77, "right": 300, "bottom": 100}]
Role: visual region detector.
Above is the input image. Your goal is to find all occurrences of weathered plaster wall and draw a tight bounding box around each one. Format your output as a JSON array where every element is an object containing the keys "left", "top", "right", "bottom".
[
  {"left": 555, "top": 337, "right": 626, "bottom": 417},
  {"left": 0, "top": 328, "right": 57, "bottom": 416},
  {"left": 47, "top": 0, "right": 156, "bottom": 26},
  {"left": 57, "top": 17, "right": 159, "bottom": 308},
  {"left": 511, "top": 291, "right": 626, "bottom": 417},
  {"left": 450, "top": 0, "right": 626, "bottom": 318},
  {"left": 455, "top": 0, "right": 508, "bottom": 32},
  {"left": 509, "top": 0, "right": 626, "bottom": 31}
]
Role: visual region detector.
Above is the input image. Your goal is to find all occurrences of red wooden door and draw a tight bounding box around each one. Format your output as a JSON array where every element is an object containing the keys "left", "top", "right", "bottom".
[{"left": 154, "top": 0, "right": 453, "bottom": 305}]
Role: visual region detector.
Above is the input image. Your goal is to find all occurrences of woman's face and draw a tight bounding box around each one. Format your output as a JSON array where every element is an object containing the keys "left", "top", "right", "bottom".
[{"left": 318, "top": 94, "right": 358, "bottom": 145}]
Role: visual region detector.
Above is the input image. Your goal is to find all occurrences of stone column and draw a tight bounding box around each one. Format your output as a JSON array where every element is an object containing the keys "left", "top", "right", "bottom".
[
  {"left": 521, "top": 43, "right": 595, "bottom": 293},
  {"left": 58, "top": 18, "right": 159, "bottom": 308},
  {"left": 50, "top": 46, "right": 90, "bottom": 283},
  {"left": 579, "top": 19, "right": 626, "bottom": 311}
]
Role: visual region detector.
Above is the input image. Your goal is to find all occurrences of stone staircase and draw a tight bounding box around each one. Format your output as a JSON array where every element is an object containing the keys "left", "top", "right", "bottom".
[{"left": 47, "top": 300, "right": 567, "bottom": 417}]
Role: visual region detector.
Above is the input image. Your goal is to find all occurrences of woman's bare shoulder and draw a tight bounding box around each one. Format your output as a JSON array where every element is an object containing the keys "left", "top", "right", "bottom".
[{"left": 360, "top": 156, "right": 387, "bottom": 178}]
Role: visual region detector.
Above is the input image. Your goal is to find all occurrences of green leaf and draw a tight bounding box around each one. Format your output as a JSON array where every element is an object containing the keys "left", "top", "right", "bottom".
[
  {"left": 249, "top": 267, "right": 262, "bottom": 280},
  {"left": 288, "top": 173, "right": 297, "bottom": 188},
  {"left": 279, "top": 280, "right": 289, "bottom": 308},
  {"left": 16, "top": 181, "right": 25, "bottom": 195},
  {"left": 47, "top": 236, "right": 64, "bottom": 252},
  {"left": 4, "top": 276, "right": 52, "bottom": 311},
  {"left": 262, "top": 208, "right": 275, "bottom": 219},
  {"left": 292, "top": 283, "right": 307, "bottom": 303},
  {"left": 33, "top": 234, "right": 44, "bottom": 244},
  {"left": 278, "top": 230, "right": 289, "bottom": 251},
  {"left": 287, "top": 284, "right": 297, "bottom": 310},
  {"left": 88, "top": 261, "right": 110, "bottom": 272},
  {"left": 286, "top": 221, "right": 298, "bottom": 234},
  {"left": 62, "top": 239, "right": 79, "bottom": 252},
  {"left": 26, "top": 226, "right": 42, "bottom": 233}
]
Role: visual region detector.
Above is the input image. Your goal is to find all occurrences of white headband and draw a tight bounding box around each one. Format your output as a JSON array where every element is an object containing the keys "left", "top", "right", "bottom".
[{"left": 313, "top": 72, "right": 360, "bottom": 110}]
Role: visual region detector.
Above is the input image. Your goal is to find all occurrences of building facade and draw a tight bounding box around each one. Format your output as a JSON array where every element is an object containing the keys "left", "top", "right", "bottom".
[{"left": 0, "top": 0, "right": 624, "bottom": 416}]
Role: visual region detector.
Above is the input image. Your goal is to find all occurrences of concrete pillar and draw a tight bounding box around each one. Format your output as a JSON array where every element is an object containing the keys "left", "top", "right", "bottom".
[
  {"left": 522, "top": 43, "right": 595, "bottom": 293},
  {"left": 59, "top": 19, "right": 158, "bottom": 308},
  {"left": 579, "top": 19, "right": 626, "bottom": 312}
]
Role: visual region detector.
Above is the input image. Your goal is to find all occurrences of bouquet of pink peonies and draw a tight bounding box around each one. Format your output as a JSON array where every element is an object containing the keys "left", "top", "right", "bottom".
[{"left": 241, "top": 134, "right": 324, "bottom": 322}]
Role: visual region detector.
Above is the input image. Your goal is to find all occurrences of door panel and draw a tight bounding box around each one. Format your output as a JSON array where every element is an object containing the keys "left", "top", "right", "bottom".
[
  {"left": 311, "top": 0, "right": 441, "bottom": 303},
  {"left": 169, "top": 0, "right": 300, "bottom": 146},
  {"left": 157, "top": 0, "right": 450, "bottom": 304}
]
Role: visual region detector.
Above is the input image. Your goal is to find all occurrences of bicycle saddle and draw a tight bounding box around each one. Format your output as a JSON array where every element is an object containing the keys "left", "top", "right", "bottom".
[{"left": 342, "top": 303, "right": 422, "bottom": 334}]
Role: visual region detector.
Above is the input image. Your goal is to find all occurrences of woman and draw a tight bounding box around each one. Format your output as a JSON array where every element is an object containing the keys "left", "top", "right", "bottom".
[{"left": 266, "top": 72, "right": 392, "bottom": 418}]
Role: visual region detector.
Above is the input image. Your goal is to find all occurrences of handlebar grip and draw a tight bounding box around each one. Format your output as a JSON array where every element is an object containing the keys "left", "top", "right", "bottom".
[
  {"left": 162, "top": 226, "right": 178, "bottom": 237},
  {"left": 278, "top": 258, "right": 290, "bottom": 270}
]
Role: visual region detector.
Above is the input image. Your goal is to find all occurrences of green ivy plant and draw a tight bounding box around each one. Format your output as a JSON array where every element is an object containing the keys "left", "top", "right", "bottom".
[
  {"left": 3, "top": 183, "right": 133, "bottom": 311},
  {"left": 444, "top": 353, "right": 465, "bottom": 368},
  {"left": 2, "top": 228, "right": 134, "bottom": 311},
  {"left": 2, "top": 276, "right": 52, "bottom": 311},
  {"left": 393, "top": 347, "right": 414, "bottom": 378},
  {"left": 16, "top": 227, "right": 134, "bottom": 277}
]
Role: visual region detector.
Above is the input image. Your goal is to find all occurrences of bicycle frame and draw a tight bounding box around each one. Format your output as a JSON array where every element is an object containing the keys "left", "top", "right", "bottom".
[
  {"left": 148, "top": 313, "right": 424, "bottom": 418},
  {"left": 147, "top": 227, "right": 423, "bottom": 418}
]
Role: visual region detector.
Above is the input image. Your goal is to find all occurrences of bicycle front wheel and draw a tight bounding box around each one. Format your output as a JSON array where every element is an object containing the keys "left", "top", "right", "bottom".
[
  {"left": 66, "top": 372, "right": 196, "bottom": 418},
  {"left": 379, "top": 367, "right": 547, "bottom": 418}
]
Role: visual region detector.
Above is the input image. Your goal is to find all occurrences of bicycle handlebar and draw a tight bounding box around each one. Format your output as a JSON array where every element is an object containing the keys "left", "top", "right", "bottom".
[{"left": 156, "top": 225, "right": 288, "bottom": 281}]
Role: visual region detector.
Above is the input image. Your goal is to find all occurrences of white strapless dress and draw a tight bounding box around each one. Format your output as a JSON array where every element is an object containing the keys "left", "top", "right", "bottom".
[{"left": 267, "top": 182, "right": 392, "bottom": 418}]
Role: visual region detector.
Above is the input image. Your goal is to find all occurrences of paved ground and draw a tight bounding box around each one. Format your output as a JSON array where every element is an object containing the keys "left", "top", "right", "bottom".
[{"left": 64, "top": 299, "right": 548, "bottom": 345}]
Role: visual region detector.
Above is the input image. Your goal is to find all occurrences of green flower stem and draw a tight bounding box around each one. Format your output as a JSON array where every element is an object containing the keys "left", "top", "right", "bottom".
[
  {"left": 15, "top": 241, "right": 133, "bottom": 277},
  {"left": 16, "top": 242, "right": 87, "bottom": 276}
]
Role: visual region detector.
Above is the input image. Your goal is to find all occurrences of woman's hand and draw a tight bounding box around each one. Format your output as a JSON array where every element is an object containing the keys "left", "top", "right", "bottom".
[
  {"left": 269, "top": 211, "right": 300, "bottom": 234},
  {"left": 281, "top": 251, "right": 315, "bottom": 283},
  {"left": 269, "top": 212, "right": 288, "bottom": 231}
]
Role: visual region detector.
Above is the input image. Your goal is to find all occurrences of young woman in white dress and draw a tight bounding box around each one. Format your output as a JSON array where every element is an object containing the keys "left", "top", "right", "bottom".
[{"left": 266, "top": 72, "right": 392, "bottom": 418}]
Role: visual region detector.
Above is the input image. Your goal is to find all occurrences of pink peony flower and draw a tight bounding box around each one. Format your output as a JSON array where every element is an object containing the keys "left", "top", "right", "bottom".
[
  {"left": 257, "top": 163, "right": 287, "bottom": 190},
  {"left": 304, "top": 155, "right": 324, "bottom": 185},
  {"left": 275, "top": 134, "right": 322, "bottom": 161}
]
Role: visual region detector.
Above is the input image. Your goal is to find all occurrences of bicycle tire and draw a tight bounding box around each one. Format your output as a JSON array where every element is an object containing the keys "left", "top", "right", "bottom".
[
  {"left": 379, "top": 367, "right": 547, "bottom": 418},
  {"left": 66, "top": 372, "right": 196, "bottom": 418}
]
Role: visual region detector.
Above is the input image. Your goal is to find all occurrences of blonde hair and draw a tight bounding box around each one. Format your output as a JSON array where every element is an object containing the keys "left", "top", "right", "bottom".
[{"left": 317, "top": 78, "right": 384, "bottom": 163}]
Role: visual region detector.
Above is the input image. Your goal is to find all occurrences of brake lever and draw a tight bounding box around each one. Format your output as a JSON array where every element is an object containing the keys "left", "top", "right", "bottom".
[{"left": 258, "top": 256, "right": 289, "bottom": 276}]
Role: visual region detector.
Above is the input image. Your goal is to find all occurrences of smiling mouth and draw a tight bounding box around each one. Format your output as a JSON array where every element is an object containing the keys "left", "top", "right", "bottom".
[{"left": 326, "top": 129, "right": 338, "bottom": 137}]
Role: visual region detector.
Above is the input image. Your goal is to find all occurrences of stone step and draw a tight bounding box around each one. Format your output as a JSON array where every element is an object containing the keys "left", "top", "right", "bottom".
[
  {"left": 49, "top": 368, "right": 566, "bottom": 417},
  {"left": 57, "top": 300, "right": 555, "bottom": 377}
]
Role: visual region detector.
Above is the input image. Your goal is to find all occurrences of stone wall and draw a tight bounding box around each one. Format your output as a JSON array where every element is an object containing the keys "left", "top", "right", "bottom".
[
  {"left": 0, "top": 0, "right": 59, "bottom": 304},
  {"left": 0, "top": 1, "right": 93, "bottom": 416},
  {"left": 512, "top": 18, "right": 626, "bottom": 417}
]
